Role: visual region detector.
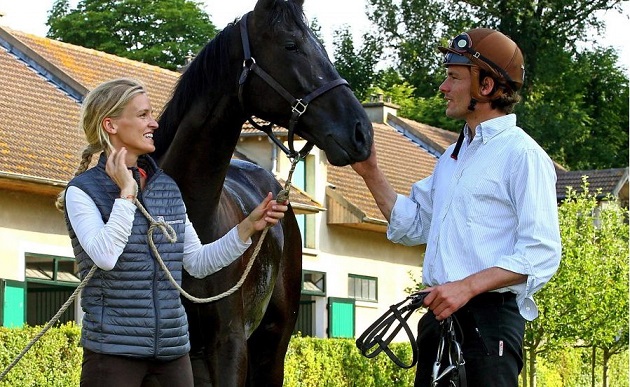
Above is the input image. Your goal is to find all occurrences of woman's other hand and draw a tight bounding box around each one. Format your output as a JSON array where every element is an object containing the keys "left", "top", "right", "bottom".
[{"left": 237, "top": 192, "right": 289, "bottom": 242}]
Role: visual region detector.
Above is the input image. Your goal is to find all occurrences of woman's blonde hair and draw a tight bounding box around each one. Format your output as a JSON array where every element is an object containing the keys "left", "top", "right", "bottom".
[{"left": 56, "top": 78, "right": 147, "bottom": 211}]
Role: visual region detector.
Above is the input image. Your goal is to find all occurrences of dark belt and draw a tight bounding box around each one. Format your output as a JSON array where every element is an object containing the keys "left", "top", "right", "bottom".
[{"left": 466, "top": 291, "right": 515, "bottom": 307}]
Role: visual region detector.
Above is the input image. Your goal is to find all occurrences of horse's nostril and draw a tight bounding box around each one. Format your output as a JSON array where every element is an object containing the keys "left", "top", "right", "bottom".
[{"left": 354, "top": 122, "right": 370, "bottom": 148}]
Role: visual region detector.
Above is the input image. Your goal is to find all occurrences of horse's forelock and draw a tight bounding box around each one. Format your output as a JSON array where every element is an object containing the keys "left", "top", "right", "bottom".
[{"left": 265, "top": 1, "right": 308, "bottom": 33}]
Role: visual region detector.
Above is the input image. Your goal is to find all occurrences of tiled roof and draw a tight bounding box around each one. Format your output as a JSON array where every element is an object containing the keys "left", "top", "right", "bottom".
[
  {"left": 0, "top": 28, "right": 325, "bottom": 213},
  {"left": 327, "top": 123, "right": 438, "bottom": 222},
  {"left": 0, "top": 27, "right": 181, "bottom": 183},
  {"left": 6, "top": 28, "right": 179, "bottom": 113},
  {"left": 7, "top": 26, "right": 619, "bottom": 230},
  {"left": 390, "top": 115, "right": 459, "bottom": 153},
  {"left": 556, "top": 167, "right": 629, "bottom": 199},
  {"left": 0, "top": 38, "right": 83, "bottom": 182}
]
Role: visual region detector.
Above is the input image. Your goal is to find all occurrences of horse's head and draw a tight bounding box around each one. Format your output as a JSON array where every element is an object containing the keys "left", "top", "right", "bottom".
[{"left": 236, "top": 0, "right": 373, "bottom": 166}]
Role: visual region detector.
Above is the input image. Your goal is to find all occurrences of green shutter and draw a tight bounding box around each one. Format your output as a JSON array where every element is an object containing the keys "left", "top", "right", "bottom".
[
  {"left": 328, "top": 297, "right": 355, "bottom": 338},
  {"left": 1, "top": 280, "right": 25, "bottom": 327}
]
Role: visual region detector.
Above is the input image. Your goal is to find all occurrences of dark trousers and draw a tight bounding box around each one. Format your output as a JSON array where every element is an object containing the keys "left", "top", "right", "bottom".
[
  {"left": 80, "top": 348, "right": 194, "bottom": 387},
  {"left": 414, "top": 292, "right": 525, "bottom": 387}
]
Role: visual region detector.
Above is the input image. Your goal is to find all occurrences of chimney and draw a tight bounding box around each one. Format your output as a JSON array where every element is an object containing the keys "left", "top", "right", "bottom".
[{"left": 362, "top": 94, "right": 399, "bottom": 124}]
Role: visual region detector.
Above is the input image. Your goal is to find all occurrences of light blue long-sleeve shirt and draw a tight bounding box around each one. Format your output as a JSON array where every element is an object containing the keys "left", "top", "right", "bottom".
[{"left": 387, "top": 114, "right": 561, "bottom": 321}]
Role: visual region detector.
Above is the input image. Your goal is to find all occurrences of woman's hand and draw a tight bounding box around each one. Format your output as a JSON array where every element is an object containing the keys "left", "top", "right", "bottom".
[
  {"left": 237, "top": 192, "right": 289, "bottom": 242},
  {"left": 105, "top": 147, "right": 138, "bottom": 198}
]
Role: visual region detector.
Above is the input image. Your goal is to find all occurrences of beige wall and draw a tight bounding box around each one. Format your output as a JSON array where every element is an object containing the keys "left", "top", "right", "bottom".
[
  {"left": 0, "top": 188, "right": 73, "bottom": 281},
  {"left": 307, "top": 222, "right": 425, "bottom": 341}
]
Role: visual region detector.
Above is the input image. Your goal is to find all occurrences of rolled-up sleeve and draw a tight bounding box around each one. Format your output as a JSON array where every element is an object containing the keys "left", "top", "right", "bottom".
[
  {"left": 496, "top": 149, "right": 562, "bottom": 319},
  {"left": 387, "top": 175, "right": 434, "bottom": 246}
]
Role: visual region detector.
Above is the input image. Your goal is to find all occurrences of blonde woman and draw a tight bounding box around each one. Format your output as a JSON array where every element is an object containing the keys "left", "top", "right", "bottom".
[{"left": 57, "top": 78, "right": 288, "bottom": 386}]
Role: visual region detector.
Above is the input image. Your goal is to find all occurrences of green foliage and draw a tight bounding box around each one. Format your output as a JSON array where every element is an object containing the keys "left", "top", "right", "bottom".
[
  {"left": 308, "top": 17, "right": 324, "bottom": 45},
  {"left": 405, "top": 93, "right": 461, "bottom": 132},
  {"left": 333, "top": 26, "right": 383, "bottom": 102},
  {"left": 520, "top": 47, "right": 629, "bottom": 170},
  {"left": 0, "top": 325, "right": 627, "bottom": 386},
  {"left": 524, "top": 178, "right": 629, "bottom": 386},
  {"left": 284, "top": 337, "right": 415, "bottom": 387},
  {"left": 360, "top": 0, "right": 628, "bottom": 170},
  {"left": 46, "top": 0, "right": 217, "bottom": 70},
  {"left": 529, "top": 347, "right": 630, "bottom": 387},
  {"left": 0, "top": 323, "right": 82, "bottom": 387}
]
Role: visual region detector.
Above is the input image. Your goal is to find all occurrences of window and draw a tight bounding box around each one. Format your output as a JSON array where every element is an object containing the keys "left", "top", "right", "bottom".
[
  {"left": 25, "top": 254, "right": 79, "bottom": 326},
  {"left": 295, "top": 271, "right": 326, "bottom": 337},
  {"left": 293, "top": 155, "right": 316, "bottom": 249},
  {"left": 301, "top": 270, "right": 325, "bottom": 296},
  {"left": 348, "top": 274, "right": 378, "bottom": 302}
]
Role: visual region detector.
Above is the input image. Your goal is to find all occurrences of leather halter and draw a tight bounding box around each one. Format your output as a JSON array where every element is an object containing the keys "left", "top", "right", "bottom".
[{"left": 237, "top": 12, "right": 350, "bottom": 159}]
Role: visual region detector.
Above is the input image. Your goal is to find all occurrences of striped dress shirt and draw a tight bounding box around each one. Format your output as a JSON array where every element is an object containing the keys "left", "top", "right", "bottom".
[{"left": 387, "top": 114, "right": 561, "bottom": 321}]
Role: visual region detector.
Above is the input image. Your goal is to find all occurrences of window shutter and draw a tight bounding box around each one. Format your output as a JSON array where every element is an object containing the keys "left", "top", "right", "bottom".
[
  {"left": 327, "top": 297, "right": 355, "bottom": 338},
  {"left": 1, "top": 280, "right": 25, "bottom": 327}
]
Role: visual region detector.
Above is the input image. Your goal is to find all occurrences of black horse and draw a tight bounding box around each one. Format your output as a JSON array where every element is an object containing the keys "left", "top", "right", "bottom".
[{"left": 152, "top": 0, "right": 373, "bottom": 385}]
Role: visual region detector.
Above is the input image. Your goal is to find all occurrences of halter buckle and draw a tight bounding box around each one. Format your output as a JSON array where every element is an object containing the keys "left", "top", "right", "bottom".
[{"left": 291, "top": 99, "right": 308, "bottom": 116}]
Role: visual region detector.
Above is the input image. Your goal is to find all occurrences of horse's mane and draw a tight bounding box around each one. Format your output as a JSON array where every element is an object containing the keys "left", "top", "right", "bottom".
[
  {"left": 153, "top": 2, "right": 309, "bottom": 160},
  {"left": 153, "top": 22, "right": 238, "bottom": 159}
]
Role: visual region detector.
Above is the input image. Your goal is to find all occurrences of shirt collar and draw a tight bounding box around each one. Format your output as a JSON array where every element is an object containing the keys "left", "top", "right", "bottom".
[{"left": 465, "top": 114, "right": 516, "bottom": 144}]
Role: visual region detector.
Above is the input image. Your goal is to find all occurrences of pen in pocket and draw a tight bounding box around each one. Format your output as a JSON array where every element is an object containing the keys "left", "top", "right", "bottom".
[{"left": 475, "top": 327, "right": 490, "bottom": 356}]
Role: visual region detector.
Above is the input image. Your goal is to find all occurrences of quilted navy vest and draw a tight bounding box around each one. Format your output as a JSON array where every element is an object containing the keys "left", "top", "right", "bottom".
[{"left": 65, "top": 153, "right": 190, "bottom": 360}]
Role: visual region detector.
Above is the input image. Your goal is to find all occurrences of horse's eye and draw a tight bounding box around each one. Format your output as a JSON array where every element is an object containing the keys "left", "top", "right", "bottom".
[{"left": 285, "top": 43, "right": 298, "bottom": 52}]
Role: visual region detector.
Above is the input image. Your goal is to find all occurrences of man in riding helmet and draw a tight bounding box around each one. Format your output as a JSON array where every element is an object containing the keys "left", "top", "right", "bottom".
[{"left": 352, "top": 28, "right": 561, "bottom": 386}]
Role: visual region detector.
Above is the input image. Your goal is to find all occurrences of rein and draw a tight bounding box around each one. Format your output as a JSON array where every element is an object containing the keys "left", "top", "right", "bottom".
[
  {"left": 237, "top": 12, "right": 349, "bottom": 159},
  {"left": 356, "top": 292, "right": 467, "bottom": 386}
]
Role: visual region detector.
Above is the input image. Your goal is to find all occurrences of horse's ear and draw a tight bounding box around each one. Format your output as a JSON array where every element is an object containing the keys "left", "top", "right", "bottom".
[{"left": 253, "top": 0, "right": 275, "bottom": 13}]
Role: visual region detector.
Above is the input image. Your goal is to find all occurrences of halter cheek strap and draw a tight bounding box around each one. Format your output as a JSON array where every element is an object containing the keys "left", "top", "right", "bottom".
[{"left": 237, "top": 12, "right": 349, "bottom": 160}]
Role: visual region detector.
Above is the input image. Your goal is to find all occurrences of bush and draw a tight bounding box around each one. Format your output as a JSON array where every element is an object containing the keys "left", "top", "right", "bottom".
[
  {"left": 284, "top": 336, "right": 415, "bottom": 387},
  {"left": 0, "top": 326, "right": 626, "bottom": 386},
  {"left": 0, "top": 323, "right": 81, "bottom": 387}
]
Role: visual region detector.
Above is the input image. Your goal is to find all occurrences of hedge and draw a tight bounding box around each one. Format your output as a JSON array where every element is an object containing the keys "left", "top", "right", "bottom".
[
  {"left": 0, "top": 324, "right": 82, "bottom": 387},
  {"left": 0, "top": 325, "right": 627, "bottom": 386},
  {"left": 0, "top": 325, "right": 413, "bottom": 386}
]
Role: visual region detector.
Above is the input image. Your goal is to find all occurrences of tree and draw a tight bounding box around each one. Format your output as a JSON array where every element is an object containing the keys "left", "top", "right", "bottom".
[
  {"left": 46, "top": 0, "right": 217, "bottom": 70},
  {"left": 522, "top": 179, "right": 629, "bottom": 386},
  {"left": 332, "top": 26, "right": 383, "bottom": 102},
  {"left": 519, "top": 46, "right": 629, "bottom": 170},
  {"left": 363, "top": 0, "right": 628, "bottom": 170}
]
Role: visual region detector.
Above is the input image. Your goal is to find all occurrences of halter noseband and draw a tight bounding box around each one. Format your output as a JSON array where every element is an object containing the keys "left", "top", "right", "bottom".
[{"left": 237, "top": 12, "right": 349, "bottom": 160}]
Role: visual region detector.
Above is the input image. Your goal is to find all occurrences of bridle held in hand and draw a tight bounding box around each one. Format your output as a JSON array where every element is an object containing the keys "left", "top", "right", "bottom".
[{"left": 356, "top": 291, "right": 467, "bottom": 386}]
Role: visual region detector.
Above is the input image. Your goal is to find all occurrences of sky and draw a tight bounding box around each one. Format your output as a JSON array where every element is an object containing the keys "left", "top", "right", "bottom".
[{"left": 0, "top": 0, "right": 628, "bottom": 70}]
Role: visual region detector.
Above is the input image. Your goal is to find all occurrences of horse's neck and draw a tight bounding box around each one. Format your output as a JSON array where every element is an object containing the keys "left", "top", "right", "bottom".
[{"left": 160, "top": 97, "right": 244, "bottom": 226}]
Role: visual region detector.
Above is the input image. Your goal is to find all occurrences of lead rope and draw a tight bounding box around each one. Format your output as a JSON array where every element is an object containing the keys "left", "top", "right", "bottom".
[
  {"left": 136, "top": 158, "right": 296, "bottom": 303},
  {"left": 0, "top": 265, "right": 97, "bottom": 380},
  {"left": 0, "top": 156, "right": 301, "bottom": 380}
]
